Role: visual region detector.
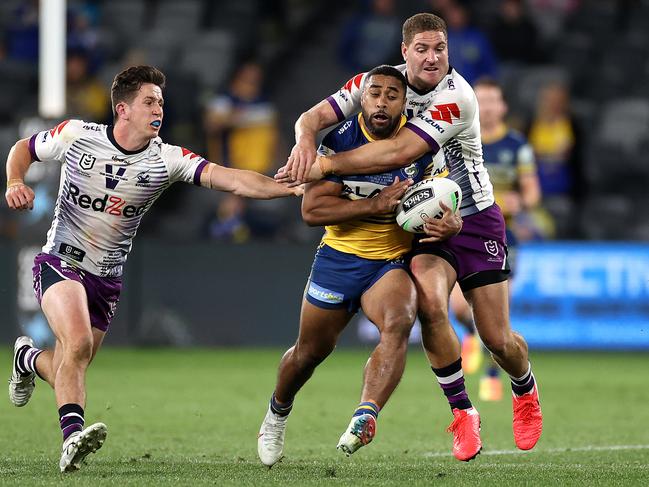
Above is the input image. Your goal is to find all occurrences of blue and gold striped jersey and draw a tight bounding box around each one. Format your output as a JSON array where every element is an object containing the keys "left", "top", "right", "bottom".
[
  {"left": 317, "top": 114, "right": 447, "bottom": 260},
  {"left": 482, "top": 124, "right": 536, "bottom": 221}
]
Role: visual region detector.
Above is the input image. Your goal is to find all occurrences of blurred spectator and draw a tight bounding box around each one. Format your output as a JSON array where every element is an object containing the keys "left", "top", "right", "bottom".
[
  {"left": 526, "top": 0, "right": 580, "bottom": 43},
  {"left": 526, "top": 81, "right": 582, "bottom": 203},
  {"left": 67, "top": 2, "right": 103, "bottom": 73},
  {"left": 338, "top": 0, "right": 402, "bottom": 73},
  {"left": 473, "top": 77, "right": 550, "bottom": 241},
  {"left": 5, "top": 0, "right": 39, "bottom": 63},
  {"left": 203, "top": 61, "right": 282, "bottom": 241},
  {"left": 203, "top": 194, "right": 250, "bottom": 243},
  {"left": 443, "top": 1, "right": 498, "bottom": 84},
  {"left": 65, "top": 48, "right": 110, "bottom": 123},
  {"left": 488, "top": 0, "right": 542, "bottom": 64},
  {"left": 204, "top": 61, "right": 279, "bottom": 174}
]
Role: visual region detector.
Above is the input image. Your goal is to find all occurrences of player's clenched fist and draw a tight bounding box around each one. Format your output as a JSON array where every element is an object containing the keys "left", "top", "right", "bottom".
[
  {"left": 5, "top": 180, "right": 35, "bottom": 211},
  {"left": 371, "top": 176, "right": 413, "bottom": 214}
]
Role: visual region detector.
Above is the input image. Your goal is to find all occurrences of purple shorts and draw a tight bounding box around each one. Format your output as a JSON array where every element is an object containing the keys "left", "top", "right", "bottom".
[
  {"left": 410, "top": 204, "right": 510, "bottom": 291},
  {"left": 32, "top": 253, "right": 122, "bottom": 332}
]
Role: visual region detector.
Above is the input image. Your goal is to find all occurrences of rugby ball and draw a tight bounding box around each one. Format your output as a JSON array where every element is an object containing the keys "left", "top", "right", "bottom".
[{"left": 396, "top": 178, "right": 462, "bottom": 233}]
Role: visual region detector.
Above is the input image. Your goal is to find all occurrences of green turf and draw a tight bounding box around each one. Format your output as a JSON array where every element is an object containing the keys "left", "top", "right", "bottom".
[{"left": 1, "top": 348, "right": 648, "bottom": 486}]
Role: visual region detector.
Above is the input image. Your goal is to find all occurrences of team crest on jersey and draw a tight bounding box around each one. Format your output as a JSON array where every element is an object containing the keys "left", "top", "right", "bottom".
[
  {"left": 135, "top": 170, "right": 151, "bottom": 187},
  {"left": 402, "top": 163, "right": 419, "bottom": 179},
  {"left": 79, "top": 153, "right": 96, "bottom": 170},
  {"left": 484, "top": 240, "right": 499, "bottom": 257}
]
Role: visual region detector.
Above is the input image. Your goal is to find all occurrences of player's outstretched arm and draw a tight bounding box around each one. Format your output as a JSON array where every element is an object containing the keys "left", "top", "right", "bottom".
[
  {"left": 280, "top": 99, "right": 340, "bottom": 184},
  {"left": 5, "top": 138, "right": 35, "bottom": 211},
  {"left": 320, "top": 127, "right": 431, "bottom": 178},
  {"left": 302, "top": 176, "right": 411, "bottom": 226},
  {"left": 200, "top": 162, "right": 302, "bottom": 199}
]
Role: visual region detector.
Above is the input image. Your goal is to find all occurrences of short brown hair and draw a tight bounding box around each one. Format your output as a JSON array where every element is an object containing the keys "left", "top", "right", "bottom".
[
  {"left": 402, "top": 13, "right": 447, "bottom": 46},
  {"left": 111, "top": 65, "right": 166, "bottom": 120}
]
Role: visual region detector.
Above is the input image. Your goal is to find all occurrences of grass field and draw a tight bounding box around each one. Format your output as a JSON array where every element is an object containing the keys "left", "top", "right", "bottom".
[{"left": 1, "top": 348, "right": 648, "bottom": 486}]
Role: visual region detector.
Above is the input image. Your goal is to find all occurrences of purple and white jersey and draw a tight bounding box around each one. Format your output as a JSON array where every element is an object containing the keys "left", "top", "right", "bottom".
[
  {"left": 327, "top": 65, "right": 494, "bottom": 217},
  {"left": 29, "top": 119, "right": 208, "bottom": 277}
]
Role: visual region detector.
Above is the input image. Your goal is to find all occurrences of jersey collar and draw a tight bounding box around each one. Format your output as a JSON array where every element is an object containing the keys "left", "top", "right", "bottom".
[{"left": 107, "top": 126, "right": 151, "bottom": 155}]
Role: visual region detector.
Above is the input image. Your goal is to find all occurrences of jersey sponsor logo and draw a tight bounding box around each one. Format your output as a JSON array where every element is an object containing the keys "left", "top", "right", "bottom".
[
  {"left": 66, "top": 183, "right": 149, "bottom": 218},
  {"left": 58, "top": 243, "right": 86, "bottom": 262},
  {"left": 337, "top": 120, "right": 353, "bottom": 135},
  {"left": 447, "top": 79, "right": 456, "bottom": 90},
  {"left": 307, "top": 282, "right": 344, "bottom": 304},
  {"left": 79, "top": 153, "right": 96, "bottom": 170},
  {"left": 428, "top": 103, "right": 461, "bottom": 124},
  {"left": 112, "top": 155, "right": 126, "bottom": 163},
  {"left": 103, "top": 164, "right": 127, "bottom": 190},
  {"left": 82, "top": 124, "right": 101, "bottom": 131},
  {"left": 341, "top": 180, "right": 383, "bottom": 199},
  {"left": 417, "top": 112, "right": 446, "bottom": 133}
]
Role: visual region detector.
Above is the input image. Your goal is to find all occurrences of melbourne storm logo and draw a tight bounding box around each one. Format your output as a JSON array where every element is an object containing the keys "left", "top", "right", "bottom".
[{"left": 135, "top": 170, "right": 151, "bottom": 187}]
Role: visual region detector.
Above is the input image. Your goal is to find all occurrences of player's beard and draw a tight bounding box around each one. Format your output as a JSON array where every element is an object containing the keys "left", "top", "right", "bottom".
[{"left": 363, "top": 112, "right": 400, "bottom": 139}]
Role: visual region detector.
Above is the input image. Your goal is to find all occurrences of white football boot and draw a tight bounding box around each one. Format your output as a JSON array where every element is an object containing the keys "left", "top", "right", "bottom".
[
  {"left": 8, "top": 336, "right": 36, "bottom": 407},
  {"left": 59, "top": 422, "right": 108, "bottom": 473},
  {"left": 257, "top": 408, "right": 288, "bottom": 467},
  {"left": 336, "top": 414, "right": 376, "bottom": 456}
]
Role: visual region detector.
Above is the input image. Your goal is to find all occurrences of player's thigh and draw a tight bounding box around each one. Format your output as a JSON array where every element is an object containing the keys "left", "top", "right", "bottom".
[
  {"left": 464, "top": 280, "right": 511, "bottom": 340},
  {"left": 361, "top": 269, "right": 417, "bottom": 332},
  {"left": 41, "top": 280, "right": 93, "bottom": 344},
  {"left": 296, "top": 298, "right": 352, "bottom": 354},
  {"left": 409, "top": 253, "right": 456, "bottom": 316}
]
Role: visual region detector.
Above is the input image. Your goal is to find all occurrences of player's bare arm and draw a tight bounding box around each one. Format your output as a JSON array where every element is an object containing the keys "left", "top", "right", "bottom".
[
  {"left": 419, "top": 202, "right": 463, "bottom": 243},
  {"left": 5, "top": 138, "right": 35, "bottom": 211},
  {"left": 280, "top": 99, "right": 340, "bottom": 184},
  {"left": 519, "top": 172, "right": 541, "bottom": 209},
  {"left": 201, "top": 162, "right": 302, "bottom": 199},
  {"left": 280, "top": 127, "right": 431, "bottom": 185},
  {"left": 302, "top": 176, "right": 411, "bottom": 226}
]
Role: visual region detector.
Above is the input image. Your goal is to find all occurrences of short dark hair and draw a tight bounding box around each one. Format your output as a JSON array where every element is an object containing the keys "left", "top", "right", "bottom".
[
  {"left": 363, "top": 65, "right": 407, "bottom": 97},
  {"left": 402, "top": 13, "right": 447, "bottom": 46},
  {"left": 111, "top": 65, "right": 166, "bottom": 120}
]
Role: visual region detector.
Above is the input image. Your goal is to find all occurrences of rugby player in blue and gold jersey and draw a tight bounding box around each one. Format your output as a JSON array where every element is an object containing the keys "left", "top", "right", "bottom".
[{"left": 258, "top": 65, "right": 446, "bottom": 466}]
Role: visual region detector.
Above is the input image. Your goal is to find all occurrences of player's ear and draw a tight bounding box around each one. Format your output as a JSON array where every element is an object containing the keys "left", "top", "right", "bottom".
[
  {"left": 401, "top": 42, "right": 407, "bottom": 61},
  {"left": 115, "top": 102, "right": 128, "bottom": 120}
]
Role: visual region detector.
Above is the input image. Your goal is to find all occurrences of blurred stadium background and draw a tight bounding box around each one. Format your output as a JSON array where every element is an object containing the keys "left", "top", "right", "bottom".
[{"left": 1, "top": 0, "right": 648, "bottom": 349}]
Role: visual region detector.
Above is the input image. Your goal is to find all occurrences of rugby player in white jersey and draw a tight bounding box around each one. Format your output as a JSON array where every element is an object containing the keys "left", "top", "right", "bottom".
[
  {"left": 277, "top": 13, "right": 543, "bottom": 459},
  {"left": 5, "top": 65, "right": 301, "bottom": 473}
]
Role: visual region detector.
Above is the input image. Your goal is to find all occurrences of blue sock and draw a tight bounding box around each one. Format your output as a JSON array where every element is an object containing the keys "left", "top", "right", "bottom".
[
  {"left": 270, "top": 393, "right": 293, "bottom": 417},
  {"left": 353, "top": 401, "right": 379, "bottom": 418}
]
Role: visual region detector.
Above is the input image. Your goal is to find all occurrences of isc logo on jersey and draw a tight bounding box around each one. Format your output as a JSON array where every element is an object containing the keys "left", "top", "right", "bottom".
[{"left": 66, "top": 183, "right": 149, "bottom": 218}]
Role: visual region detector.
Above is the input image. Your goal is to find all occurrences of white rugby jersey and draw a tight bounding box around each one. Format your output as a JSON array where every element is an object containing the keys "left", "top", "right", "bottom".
[
  {"left": 326, "top": 65, "right": 494, "bottom": 217},
  {"left": 28, "top": 119, "right": 208, "bottom": 277}
]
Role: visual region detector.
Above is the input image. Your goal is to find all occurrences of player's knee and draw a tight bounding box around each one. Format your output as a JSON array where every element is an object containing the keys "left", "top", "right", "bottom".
[
  {"left": 381, "top": 310, "right": 416, "bottom": 341},
  {"left": 63, "top": 335, "right": 93, "bottom": 364},
  {"left": 481, "top": 332, "right": 511, "bottom": 357},
  {"left": 295, "top": 343, "right": 333, "bottom": 369}
]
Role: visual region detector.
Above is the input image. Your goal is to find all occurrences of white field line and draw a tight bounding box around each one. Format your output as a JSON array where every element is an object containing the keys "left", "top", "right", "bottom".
[{"left": 424, "top": 444, "right": 649, "bottom": 458}]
